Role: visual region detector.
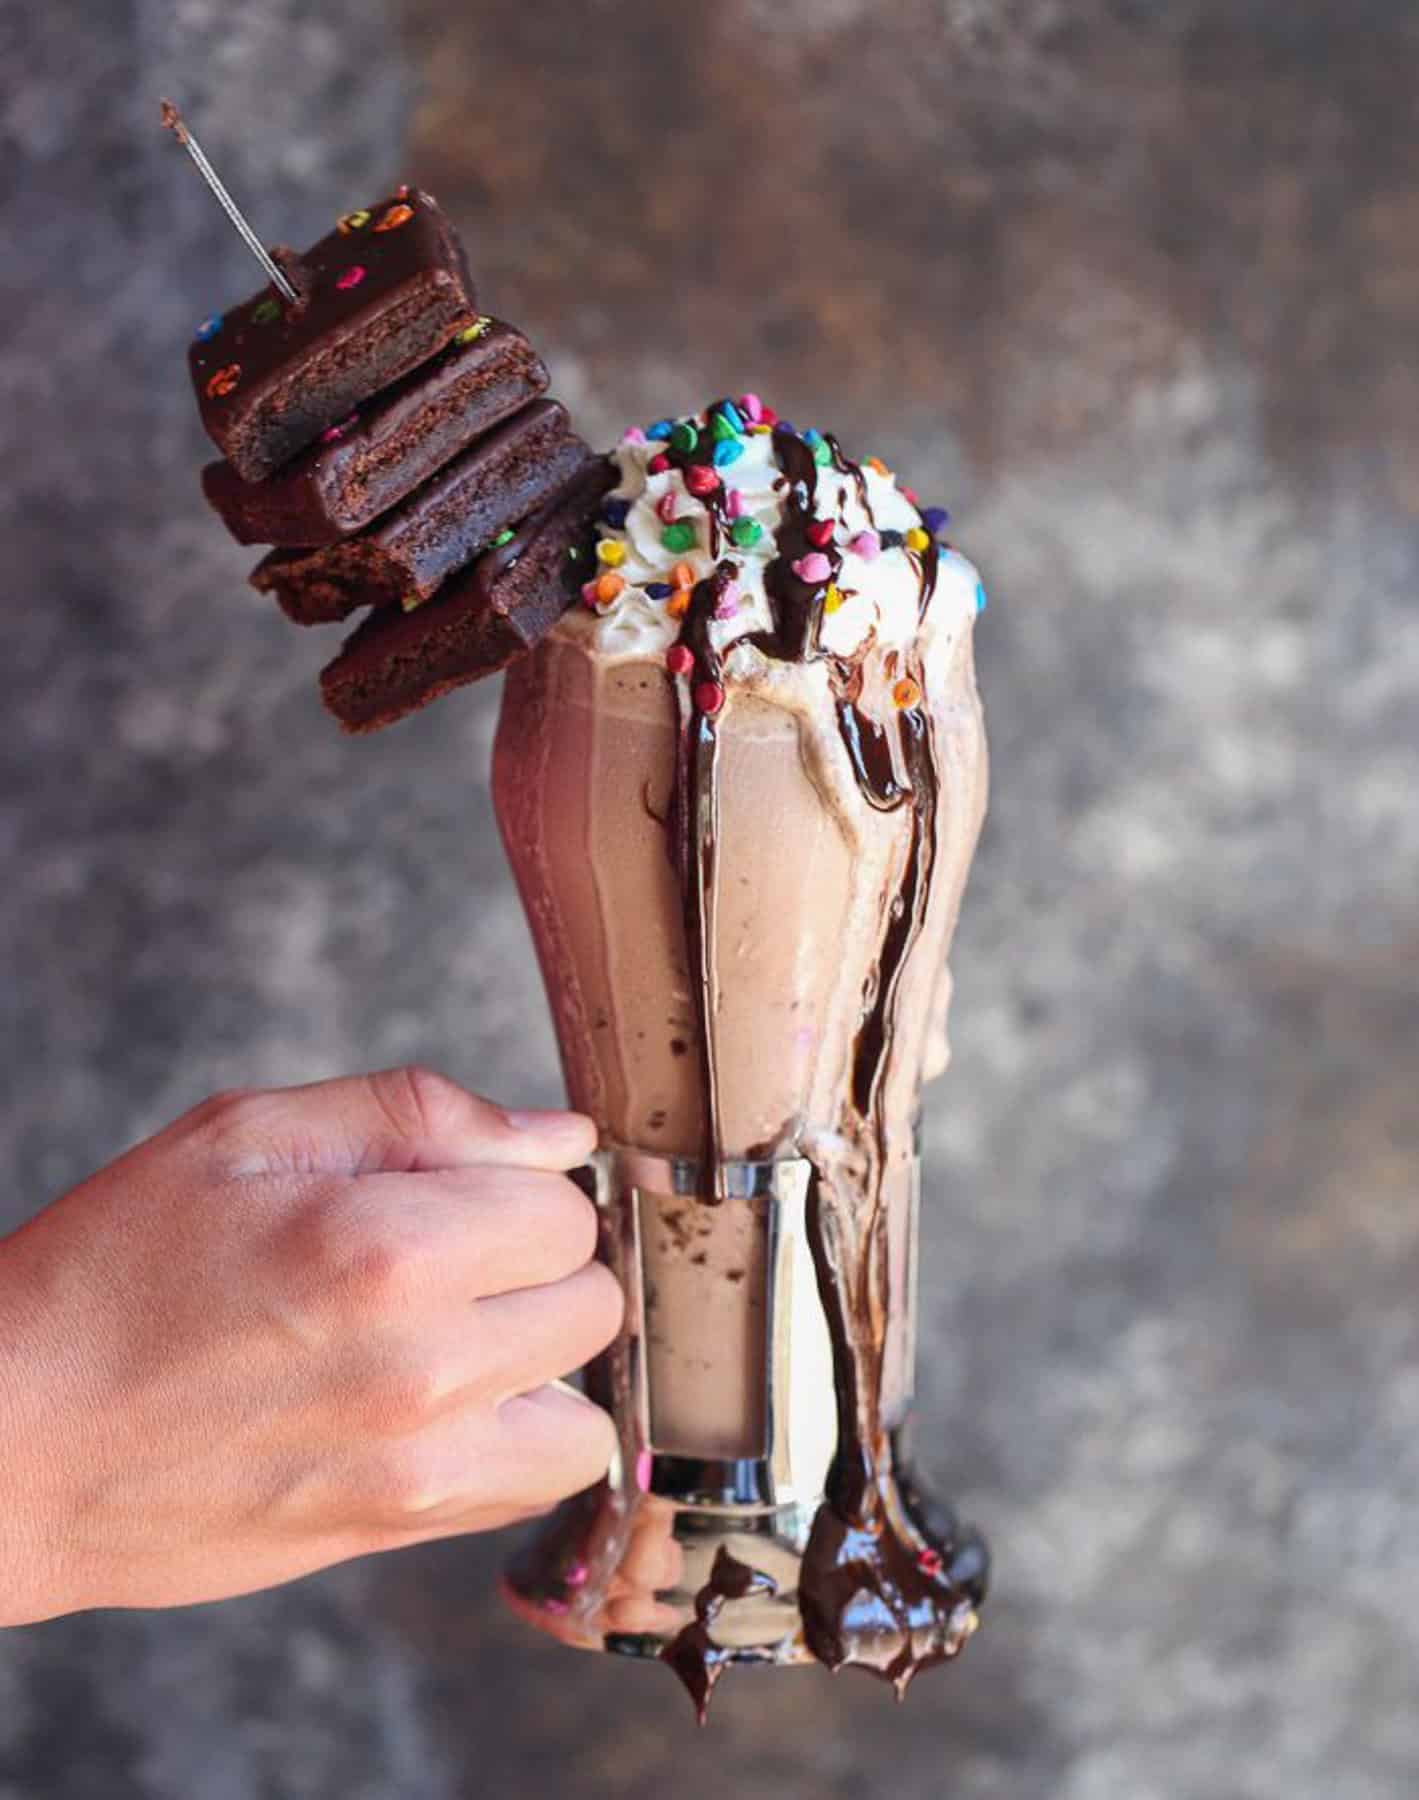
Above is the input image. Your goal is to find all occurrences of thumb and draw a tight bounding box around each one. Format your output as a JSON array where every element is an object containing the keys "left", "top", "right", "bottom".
[{"left": 175, "top": 1067, "right": 597, "bottom": 1179}]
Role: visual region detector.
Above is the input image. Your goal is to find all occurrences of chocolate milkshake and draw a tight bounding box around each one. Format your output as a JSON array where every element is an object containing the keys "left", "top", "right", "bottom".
[{"left": 494, "top": 397, "right": 989, "bottom": 1713}]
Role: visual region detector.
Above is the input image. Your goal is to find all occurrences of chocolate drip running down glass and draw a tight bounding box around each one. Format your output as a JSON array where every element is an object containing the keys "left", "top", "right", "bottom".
[{"left": 494, "top": 397, "right": 989, "bottom": 1718}]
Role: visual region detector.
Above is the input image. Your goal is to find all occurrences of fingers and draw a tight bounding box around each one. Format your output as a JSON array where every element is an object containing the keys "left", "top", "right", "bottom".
[
  {"left": 181, "top": 1068, "right": 597, "bottom": 1180},
  {"left": 353, "top": 1384, "right": 618, "bottom": 1540},
  {"left": 329, "top": 1164, "right": 601, "bottom": 1301},
  {"left": 472, "top": 1261, "right": 625, "bottom": 1402}
]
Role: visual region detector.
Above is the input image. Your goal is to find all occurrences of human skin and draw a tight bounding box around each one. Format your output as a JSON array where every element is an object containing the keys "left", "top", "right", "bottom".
[{"left": 0, "top": 1068, "right": 622, "bottom": 1627}]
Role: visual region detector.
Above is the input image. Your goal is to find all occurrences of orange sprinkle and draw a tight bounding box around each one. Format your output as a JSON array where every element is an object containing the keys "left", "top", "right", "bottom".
[
  {"left": 865, "top": 456, "right": 891, "bottom": 477},
  {"left": 672, "top": 560, "right": 696, "bottom": 591},
  {"left": 205, "top": 363, "right": 241, "bottom": 398},
  {"left": 373, "top": 202, "right": 415, "bottom": 232},
  {"left": 893, "top": 675, "right": 923, "bottom": 709},
  {"left": 595, "top": 573, "right": 626, "bottom": 604},
  {"left": 667, "top": 589, "right": 691, "bottom": 619}
]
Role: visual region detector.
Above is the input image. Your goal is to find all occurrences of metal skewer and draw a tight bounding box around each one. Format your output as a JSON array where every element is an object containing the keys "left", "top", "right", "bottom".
[{"left": 160, "top": 99, "right": 299, "bottom": 304}]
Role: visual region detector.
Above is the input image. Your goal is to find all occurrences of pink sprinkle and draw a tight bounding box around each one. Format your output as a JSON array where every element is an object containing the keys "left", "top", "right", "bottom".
[
  {"left": 565, "top": 1560, "right": 590, "bottom": 1589},
  {"left": 902, "top": 485, "right": 920, "bottom": 505},
  {"left": 739, "top": 392, "right": 764, "bottom": 422},
  {"left": 648, "top": 453, "right": 671, "bottom": 474},
  {"left": 581, "top": 580, "right": 601, "bottom": 609},
  {"left": 544, "top": 1597, "right": 570, "bottom": 1616},
  {"left": 621, "top": 426, "right": 648, "bottom": 446},
  {"left": 657, "top": 492, "right": 678, "bottom": 524},
  {"left": 715, "top": 582, "right": 741, "bottom": 620},
  {"left": 665, "top": 644, "right": 694, "bottom": 676},
  {"left": 725, "top": 488, "right": 744, "bottom": 520},
  {"left": 336, "top": 264, "right": 367, "bottom": 290},
  {"left": 634, "top": 1448, "right": 653, "bottom": 1492},
  {"left": 320, "top": 412, "right": 358, "bottom": 443},
  {"left": 850, "top": 530, "right": 881, "bottom": 561},
  {"left": 792, "top": 551, "right": 832, "bottom": 584},
  {"left": 806, "top": 519, "right": 834, "bottom": 548}
]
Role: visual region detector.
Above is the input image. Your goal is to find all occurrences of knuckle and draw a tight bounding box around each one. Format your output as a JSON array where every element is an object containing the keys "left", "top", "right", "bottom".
[
  {"left": 369, "top": 1065, "right": 469, "bottom": 1144},
  {"left": 282, "top": 1189, "right": 423, "bottom": 1314},
  {"left": 359, "top": 1354, "right": 454, "bottom": 1436},
  {"left": 184, "top": 1086, "right": 265, "bottom": 1150},
  {"left": 361, "top": 1442, "right": 451, "bottom": 1527},
  {"left": 340, "top": 1228, "right": 423, "bottom": 1311}
]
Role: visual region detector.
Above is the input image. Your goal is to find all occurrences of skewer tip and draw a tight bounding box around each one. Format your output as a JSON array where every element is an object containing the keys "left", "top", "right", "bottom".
[{"left": 159, "top": 98, "right": 187, "bottom": 142}]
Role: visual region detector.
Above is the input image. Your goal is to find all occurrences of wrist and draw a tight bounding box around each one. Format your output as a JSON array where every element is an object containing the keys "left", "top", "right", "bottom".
[{"left": 0, "top": 1239, "right": 77, "bottom": 1626}]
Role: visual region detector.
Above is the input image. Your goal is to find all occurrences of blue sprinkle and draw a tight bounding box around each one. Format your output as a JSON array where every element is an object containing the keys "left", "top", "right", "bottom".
[
  {"left": 195, "top": 313, "right": 223, "bottom": 342},
  {"left": 716, "top": 399, "right": 745, "bottom": 433},
  {"left": 802, "top": 427, "right": 824, "bottom": 448},
  {"left": 601, "top": 499, "right": 631, "bottom": 528},
  {"left": 776, "top": 419, "right": 796, "bottom": 436},
  {"left": 646, "top": 419, "right": 675, "bottom": 440},
  {"left": 975, "top": 581, "right": 988, "bottom": 613},
  {"left": 712, "top": 438, "right": 745, "bottom": 467},
  {"left": 922, "top": 506, "right": 951, "bottom": 536},
  {"left": 645, "top": 582, "right": 673, "bottom": 600},
  {"left": 880, "top": 527, "right": 904, "bottom": 549}
]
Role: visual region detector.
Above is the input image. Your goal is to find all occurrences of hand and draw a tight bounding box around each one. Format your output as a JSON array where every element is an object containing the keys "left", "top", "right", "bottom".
[{"left": 0, "top": 1069, "right": 621, "bottom": 1625}]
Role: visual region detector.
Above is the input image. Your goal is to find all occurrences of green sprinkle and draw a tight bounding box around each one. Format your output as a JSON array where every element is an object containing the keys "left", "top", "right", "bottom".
[
  {"left": 730, "top": 517, "right": 763, "bottom": 548},
  {"left": 566, "top": 544, "right": 583, "bottom": 561},
  {"left": 661, "top": 521, "right": 698, "bottom": 553},
  {"left": 491, "top": 527, "right": 516, "bottom": 547},
  {"left": 812, "top": 440, "right": 832, "bottom": 467},
  {"left": 455, "top": 316, "right": 493, "bottom": 346},
  {"left": 252, "top": 297, "right": 282, "bottom": 325},
  {"left": 710, "top": 411, "right": 741, "bottom": 443},
  {"left": 670, "top": 421, "right": 699, "bottom": 454}
]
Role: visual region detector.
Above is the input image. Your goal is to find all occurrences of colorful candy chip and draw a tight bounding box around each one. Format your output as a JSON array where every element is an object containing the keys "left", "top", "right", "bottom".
[
  {"left": 730, "top": 517, "right": 763, "bottom": 548},
  {"left": 739, "top": 391, "right": 764, "bottom": 422},
  {"left": 195, "top": 313, "right": 223, "bottom": 342},
  {"left": 879, "top": 527, "right": 905, "bottom": 549},
  {"left": 904, "top": 526, "right": 931, "bottom": 553},
  {"left": 667, "top": 589, "right": 692, "bottom": 618},
  {"left": 373, "top": 202, "right": 415, "bottom": 232},
  {"left": 806, "top": 519, "right": 835, "bottom": 548},
  {"left": 710, "top": 409, "right": 741, "bottom": 443},
  {"left": 656, "top": 492, "right": 679, "bottom": 524},
  {"left": 823, "top": 584, "right": 845, "bottom": 614},
  {"left": 662, "top": 522, "right": 697, "bottom": 553},
  {"left": 694, "top": 679, "right": 726, "bottom": 717},
  {"left": 670, "top": 421, "right": 699, "bottom": 454},
  {"left": 647, "top": 453, "right": 671, "bottom": 474},
  {"left": 338, "top": 209, "right": 372, "bottom": 234},
  {"left": 792, "top": 551, "right": 832, "bottom": 584},
  {"left": 645, "top": 582, "right": 674, "bottom": 600},
  {"left": 602, "top": 498, "right": 632, "bottom": 528},
  {"left": 849, "top": 529, "right": 881, "bottom": 561},
  {"left": 893, "top": 675, "right": 923, "bottom": 709},
  {"left": 922, "top": 505, "right": 951, "bottom": 535},
  {"left": 685, "top": 463, "right": 720, "bottom": 496},
  {"left": 595, "top": 573, "right": 626, "bottom": 604},
  {"left": 205, "top": 363, "right": 241, "bottom": 399},
  {"left": 976, "top": 581, "right": 989, "bottom": 613},
  {"left": 596, "top": 539, "right": 627, "bottom": 566},
  {"left": 712, "top": 438, "right": 745, "bottom": 467},
  {"left": 455, "top": 316, "right": 493, "bottom": 345},
  {"left": 320, "top": 412, "right": 359, "bottom": 443},
  {"left": 916, "top": 1548, "right": 944, "bottom": 1576},
  {"left": 665, "top": 644, "right": 695, "bottom": 675}
]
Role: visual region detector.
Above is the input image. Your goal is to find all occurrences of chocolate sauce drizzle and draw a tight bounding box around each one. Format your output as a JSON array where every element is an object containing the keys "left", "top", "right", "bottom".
[
  {"left": 661, "top": 1547, "right": 778, "bottom": 1725},
  {"left": 660, "top": 405, "right": 981, "bottom": 1711}
]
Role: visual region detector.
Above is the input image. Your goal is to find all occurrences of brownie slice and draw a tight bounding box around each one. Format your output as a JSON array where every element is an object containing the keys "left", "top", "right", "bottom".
[
  {"left": 201, "top": 318, "right": 548, "bottom": 547},
  {"left": 188, "top": 188, "right": 477, "bottom": 482},
  {"left": 319, "top": 455, "right": 614, "bottom": 733},
  {"left": 250, "top": 399, "right": 586, "bottom": 624}
]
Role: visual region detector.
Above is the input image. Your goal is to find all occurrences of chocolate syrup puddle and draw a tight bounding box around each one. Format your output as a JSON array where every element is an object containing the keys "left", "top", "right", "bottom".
[
  {"left": 661, "top": 1546, "right": 778, "bottom": 1724},
  {"left": 658, "top": 411, "right": 981, "bottom": 1711}
]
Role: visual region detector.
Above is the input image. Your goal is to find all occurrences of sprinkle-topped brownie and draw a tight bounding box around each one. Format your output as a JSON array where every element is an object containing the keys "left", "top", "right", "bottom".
[{"left": 188, "top": 188, "right": 477, "bottom": 482}]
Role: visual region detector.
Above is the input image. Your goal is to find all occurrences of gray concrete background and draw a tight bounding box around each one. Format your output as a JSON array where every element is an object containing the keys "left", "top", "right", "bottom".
[{"left": 1, "top": 1, "right": 1416, "bottom": 1794}]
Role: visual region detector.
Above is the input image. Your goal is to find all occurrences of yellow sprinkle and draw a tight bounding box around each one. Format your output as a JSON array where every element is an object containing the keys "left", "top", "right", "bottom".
[
  {"left": 667, "top": 589, "right": 691, "bottom": 619},
  {"left": 823, "top": 584, "right": 844, "bottom": 614},
  {"left": 905, "top": 526, "right": 930, "bottom": 553},
  {"left": 597, "top": 540, "right": 627, "bottom": 566},
  {"left": 399, "top": 592, "right": 426, "bottom": 614},
  {"left": 893, "top": 675, "right": 923, "bottom": 709}
]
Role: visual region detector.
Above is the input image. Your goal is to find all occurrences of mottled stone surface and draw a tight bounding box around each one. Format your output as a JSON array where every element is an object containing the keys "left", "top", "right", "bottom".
[{"left": 2, "top": 0, "right": 1417, "bottom": 1795}]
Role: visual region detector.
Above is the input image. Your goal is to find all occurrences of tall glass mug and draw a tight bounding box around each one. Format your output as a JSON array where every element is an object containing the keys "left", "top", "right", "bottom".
[{"left": 492, "top": 617, "right": 988, "bottom": 1709}]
